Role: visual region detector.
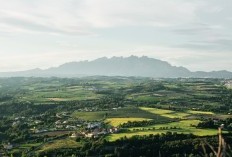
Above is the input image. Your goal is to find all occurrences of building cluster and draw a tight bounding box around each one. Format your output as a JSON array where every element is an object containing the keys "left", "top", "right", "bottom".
[
  {"left": 225, "top": 80, "right": 232, "bottom": 88},
  {"left": 71, "top": 122, "right": 119, "bottom": 138}
]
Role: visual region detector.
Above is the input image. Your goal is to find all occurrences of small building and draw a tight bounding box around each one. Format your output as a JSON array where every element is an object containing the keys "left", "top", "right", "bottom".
[
  {"left": 86, "top": 133, "right": 94, "bottom": 138},
  {"left": 12, "top": 121, "right": 20, "bottom": 127},
  {"left": 70, "top": 133, "right": 78, "bottom": 138},
  {"left": 85, "top": 131, "right": 99, "bottom": 138},
  {"left": 109, "top": 127, "right": 119, "bottom": 133},
  {"left": 63, "top": 121, "right": 68, "bottom": 124},
  {"left": 66, "top": 125, "right": 77, "bottom": 129},
  {"left": 55, "top": 120, "right": 62, "bottom": 125},
  {"left": 34, "top": 120, "right": 42, "bottom": 124},
  {"left": 87, "top": 122, "right": 101, "bottom": 129},
  {"left": 3, "top": 143, "right": 13, "bottom": 150}
]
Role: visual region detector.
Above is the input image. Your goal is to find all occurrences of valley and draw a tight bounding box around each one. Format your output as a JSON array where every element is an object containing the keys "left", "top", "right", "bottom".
[{"left": 0, "top": 77, "right": 232, "bottom": 156}]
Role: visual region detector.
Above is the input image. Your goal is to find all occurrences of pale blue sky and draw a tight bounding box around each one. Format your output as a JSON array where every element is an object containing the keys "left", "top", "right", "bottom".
[{"left": 0, "top": 0, "right": 232, "bottom": 72}]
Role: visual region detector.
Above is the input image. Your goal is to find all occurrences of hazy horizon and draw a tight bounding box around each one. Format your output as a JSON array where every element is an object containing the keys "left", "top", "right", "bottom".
[{"left": 0, "top": 0, "right": 232, "bottom": 72}]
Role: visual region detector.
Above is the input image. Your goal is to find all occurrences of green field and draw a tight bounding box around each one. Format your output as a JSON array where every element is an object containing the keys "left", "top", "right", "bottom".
[
  {"left": 105, "top": 108, "right": 219, "bottom": 141},
  {"left": 107, "top": 119, "right": 221, "bottom": 141},
  {"left": 187, "top": 110, "right": 214, "bottom": 115},
  {"left": 21, "top": 88, "right": 101, "bottom": 102},
  {"left": 19, "top": 143, "right": 42, "bottom": 149},
  {"left": 72, "top": 111, "right": 108, "bottom": 121},
  {"left": 73, "top": 107, "right": 171, "bottom": 122},
  {"left": 131, "top": 95, "right": 161, "bottom": 102},
  {"left": 140, "top": 107, "right": 190, "bottom": 119},
  {"left": 129, "top": 119, "right": 201, "bottom": 131},
  {"left": 1, "top": 77, "right": 232, "bottom": 156},
  {"left": 38, "top": 138, "right": 81, "bottom": 152},
  {"left": 105, "top": 118, "right": 152, "bottom": 127},
  {"left": 73, "top": 106, "right": 222, "bottom": 141},
  {"left": 106, "top": 128, "right": 220, "bottom": 142}
]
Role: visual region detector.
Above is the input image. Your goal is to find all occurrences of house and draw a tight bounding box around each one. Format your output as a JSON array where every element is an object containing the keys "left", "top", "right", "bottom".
[
  {"left": 63, "top": 121, "right": 68, "bottom": 124},
  {"left": 85, "top": 131, "right": 99, "bottom": 138},
  {"left": 98, "top": 130, "right": 108, "bottom": 135},
  {"left": 55, "top": 120, "right": 62, "bottom": 125},
  {"left": 3, "top": 143, "right": 13, "bottom": 150},
  {"left": 35, "top": 129, "right": 48, "bottom": 133},
  {"left": 56, "top": 125, "right": 63, "bottom": 129},
  {"left": 66, "top": 125, "right": 77, "bottom": 129},
  {"left": 30, "top": 126, "right": 37, "bottom": 133},
  {"left": 34, "top": 120, "right": 42, "bottom": 124},
  {"left": 85, "top": 133, "right": 94, "bottom": 138},
  {"left": 87, "top": 122, "right": 101, "bottom": 129},
  {"left": 109, "top": 127, "right": 119, "bottom": 133},
  {"left": 12, "top": 121, "right": 20, "bottom": 127},
  {"left": 83, "top": 128, "right": 108, "bottom": 138},
  {"left": 56, "top": 113, "right": 62, "bottom": 118},
  {"left": 70, "top": 133, "right": 78, "bottom": 138}
]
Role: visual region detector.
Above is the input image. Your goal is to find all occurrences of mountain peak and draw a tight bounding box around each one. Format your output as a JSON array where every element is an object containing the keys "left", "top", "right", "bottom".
[{"left": 0, "top": 56, "right": 231, "bottom": 78}]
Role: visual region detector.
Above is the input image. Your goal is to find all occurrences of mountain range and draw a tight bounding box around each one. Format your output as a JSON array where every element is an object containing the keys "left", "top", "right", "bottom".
[{"left": 1, "top": 56, "right": 232, "bottom": 78}]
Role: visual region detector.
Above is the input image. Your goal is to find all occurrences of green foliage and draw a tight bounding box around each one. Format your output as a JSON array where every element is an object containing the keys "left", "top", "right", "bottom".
[{"left": 1, "top": 77, "right": 232, "bottom": 157}]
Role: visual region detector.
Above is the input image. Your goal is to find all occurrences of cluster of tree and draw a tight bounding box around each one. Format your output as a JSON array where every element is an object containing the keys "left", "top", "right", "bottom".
[
  {"left": 197, "top": 119, "right": 218, "bottom": 129},
  {"left": 0, "top": 92, "right": 127, "bottom": 117},
  {"left": 119, "top": 120, "right": 156, "bottom": 128},
  {"left": 1, "top": 77, "right": 232, "bottom": 114},
  {"left": 197, "top": 118, "right": 232, "bottom": 131},
  {"left": 118, "top": 120, "right": 168, "bottom": 128},
  {"left": 36, "top": 132, "right": 232, "bottom": 157}
]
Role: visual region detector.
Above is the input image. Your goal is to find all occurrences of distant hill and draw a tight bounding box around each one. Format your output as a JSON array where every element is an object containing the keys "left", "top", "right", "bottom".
[{"left": 0, "top": 56, "right": 232, "bottom": 78}]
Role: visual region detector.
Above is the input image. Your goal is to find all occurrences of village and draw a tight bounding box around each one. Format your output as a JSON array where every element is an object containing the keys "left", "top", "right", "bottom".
[
  {"left": 225, "top": 80, "right": 232, "bottom": 89},
  {"left": 1, "top": 110, "right": 120, "bottom": 153}
]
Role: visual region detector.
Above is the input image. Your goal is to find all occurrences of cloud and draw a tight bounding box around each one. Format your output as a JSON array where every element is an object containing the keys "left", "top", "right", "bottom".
[
  {"left": 0, "top": 0, "right": 200, "bottom": 35},
  {"left": 76, "top": 0, "right": 199, "bottom": 28},
  {"left": 170, "top": 0, "right": 232, "bottom": 51},
  {"left": 0, "top": 0, "right": 232, "bottom": 72},
  {"left": 0, "top": 1, "right": 92, "bottom": 35},
  {"left": 173, "top": 23, "right": 222, "bottom": 36}
]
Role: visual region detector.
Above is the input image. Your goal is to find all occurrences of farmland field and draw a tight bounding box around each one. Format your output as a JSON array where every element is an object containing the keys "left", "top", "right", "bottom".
[
  {"left": 73, "top": 107, "right": 171, "bottom": 122},
  {"left": 105, "top": 118, "right": 152, "bottom": 127},
  {"left": 140, "top": 107, "right": 190, "bottom": 119},
  {"left": 105, "top": 110, "right": 223, "bottom": 141},
  {"left": 106, "top": 128, "right": 220, "bottom": 142},
  {"left": 72, "top": 111, "right": 108, "bottom": 121},
  {"left": 0, "top": 77, "right": 232, "bottom": 157},
  {"left": 38, "top": 139, "right": 81, "bottom": 153},
  {"left": 187, "top": 110, "right": 214, "bottom": 115}
]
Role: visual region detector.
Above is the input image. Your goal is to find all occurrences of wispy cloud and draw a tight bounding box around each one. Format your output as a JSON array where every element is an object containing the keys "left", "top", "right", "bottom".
[
  {"left": 0, "top": 0, "right": 232, "bottom": 72},
  {"left": 0, "top": 0, "right": 199, "bottom": 34}
]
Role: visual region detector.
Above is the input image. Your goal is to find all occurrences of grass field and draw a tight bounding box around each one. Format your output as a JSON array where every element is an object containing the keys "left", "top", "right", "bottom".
[
  {"left": 38, "top": 138, "right": 81, "bottom": 152},
  {"left": 2, "top": 77, "right": 232, "bottom": 156},
  {"left": 35, "top": 131, "right": 72, "bottom": 137},
  {"left": 108, "top": 107, "right": 171, "bottom": 122},
  {"left": 140, "top": 107, "right": 190, "bottom": 119},
  {"left": 105, "top": 108, "right": 219, "bottom": 141},
  {"left": 10, "top": 143, "right": 42, "bottom": 154},
  {"left": 105, "top": 118, "right": 152, "bottom": 127},
  {"left": 140, "top": 107, "right": 215, "bottom": 119},
  {"left": 21, "top": 85, "right": 102, "bottom": 102},
  {"left": 18, "top": 143, "right": 42, "bottom": 149},
  {"left": 106, "top": 128, "right": 220, "bottom": 142},
  {"left": 106, "top": 119, "right": 220, "bottom": 141},
  {"left": 132, "top": 95, "right": 161, "bottom": 102},
  {"left": 129, "top": 119, "right": 201, "bottom": 130},
  {"left": 187, "top": 110, "right": 214, "bottom": 115},
  {"left": 73, "top": 107, "right": 171, "bottom": 122},
  {"left": 72, "top": 111, "right": 107, "bottom": 121},
  {"left": 72, "top": 106, "right": 222, "bottom": 141}
]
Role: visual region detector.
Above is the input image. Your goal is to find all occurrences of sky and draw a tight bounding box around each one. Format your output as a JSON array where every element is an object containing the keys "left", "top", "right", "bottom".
[{"left": 0, "top": 0, "right": 232, "bottom": 72}]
